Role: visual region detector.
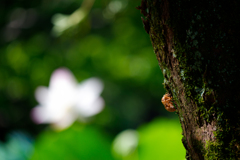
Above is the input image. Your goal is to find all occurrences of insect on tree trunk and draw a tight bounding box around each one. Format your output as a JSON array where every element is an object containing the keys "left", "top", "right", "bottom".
[{"left": 137, "top": 0, "right": 240, "bottom": 159}]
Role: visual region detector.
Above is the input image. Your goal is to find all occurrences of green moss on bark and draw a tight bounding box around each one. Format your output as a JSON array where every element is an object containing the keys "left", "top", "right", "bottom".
[{"left": 143, "top": 0, "right": 240, "bottom": 159}]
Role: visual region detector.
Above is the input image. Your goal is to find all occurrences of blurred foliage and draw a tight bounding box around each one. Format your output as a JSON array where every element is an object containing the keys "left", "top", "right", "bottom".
[
  {"left": 0, "top": 0, "right": 184, "bottom": 159},
  {"left": 31, "top": 123, "right": 114, "bottom": 160},
  {"left": 138, "top": 118, "right": 185, "bottom": 160},
  {"left": 30, "top": 119, "right": 185, "bottom": 160},
  {"left": 0, "top": 132, "right": 33, "bottom": 160},
  {"left": 0, "top": 0, "right": 175, "bottom": 137}
]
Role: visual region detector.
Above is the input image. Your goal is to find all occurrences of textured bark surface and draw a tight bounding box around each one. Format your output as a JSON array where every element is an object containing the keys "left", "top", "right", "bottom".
[{"left": 138, "top": 0, "right": 240, "bottom": 159}]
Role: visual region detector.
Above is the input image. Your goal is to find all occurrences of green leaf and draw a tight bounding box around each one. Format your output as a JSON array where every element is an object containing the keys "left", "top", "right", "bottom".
[
  {"left": 31, "top": 124, "right": 114, "bottom": 160},
  {"left": 138, "top": 118, "right": 186, "bottom": 160}
]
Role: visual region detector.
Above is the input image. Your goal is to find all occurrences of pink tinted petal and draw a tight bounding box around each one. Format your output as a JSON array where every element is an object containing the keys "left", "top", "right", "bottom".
[
  {"left": 49, "top": 67, "right": 77, "bottom": 90},
  {"left": 35, "top": 86, "right": 48, "bottom": 105},
  {"left": 48, "top": 67, "right": 78, "bottom": 108},
  {"left": 31, "top": 106, "right": 50, "bottom": 124}
]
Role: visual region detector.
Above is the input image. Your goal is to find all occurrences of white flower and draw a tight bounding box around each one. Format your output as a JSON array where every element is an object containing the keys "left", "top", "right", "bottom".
[{"left": 31, "top": 67, "right": 104, "bottom": 130}]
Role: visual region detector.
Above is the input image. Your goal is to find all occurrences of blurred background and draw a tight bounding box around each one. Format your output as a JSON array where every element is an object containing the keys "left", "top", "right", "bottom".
[{"left": 0, "top": 0, "right": 185, "bottom": 159}]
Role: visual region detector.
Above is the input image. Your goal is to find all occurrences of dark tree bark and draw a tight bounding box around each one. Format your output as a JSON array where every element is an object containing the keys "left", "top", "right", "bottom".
[{"left": 137, "top": 0, "right": 240, "bottom": 159}]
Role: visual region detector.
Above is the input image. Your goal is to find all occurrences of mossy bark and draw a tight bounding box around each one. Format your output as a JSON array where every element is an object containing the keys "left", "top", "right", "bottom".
[{"left": 138, "top": 0, "right": 240, "bottom": 159}]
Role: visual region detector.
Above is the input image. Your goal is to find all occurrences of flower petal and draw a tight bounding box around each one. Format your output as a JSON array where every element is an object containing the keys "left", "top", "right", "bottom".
[
  {"left": 76, "top": 78, "right": 103, "bottom": 107},
  {"left": 76, "top": 97, "right": 104, "bottom": 117},
  {"left": 31, "top": 67, "right": 105, "bottom": 130},
  {"left": 31, "top": 106, "right": 50, "bottom": 124},
  {"left": 35, "top": 86, "right": 49, "bottom": 105},
  {"left": 52, "top": 112, "right": 76, "bottom": 130},
  {"left": 49, "top": 67, "right": 77, "bottom": 91},
  {"left": 47, "top": 67, "right": 78, "bottom": 110}
]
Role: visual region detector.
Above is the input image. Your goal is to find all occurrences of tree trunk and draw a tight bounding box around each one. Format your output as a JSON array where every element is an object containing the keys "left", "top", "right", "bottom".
[{"left": 137, "top": 0, "right": 240, "bottom": 159}]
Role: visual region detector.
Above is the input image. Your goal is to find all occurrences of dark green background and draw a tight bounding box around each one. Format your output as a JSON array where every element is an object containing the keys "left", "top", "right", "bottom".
[{"left": 0, "top": 0, "right": 184, "bottom": 159}]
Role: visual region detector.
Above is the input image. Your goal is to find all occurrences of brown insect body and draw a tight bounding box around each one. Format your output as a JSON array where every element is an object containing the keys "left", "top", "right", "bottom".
[{"left": 161, "top": 93, "right": 176, "bottom": 112}]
